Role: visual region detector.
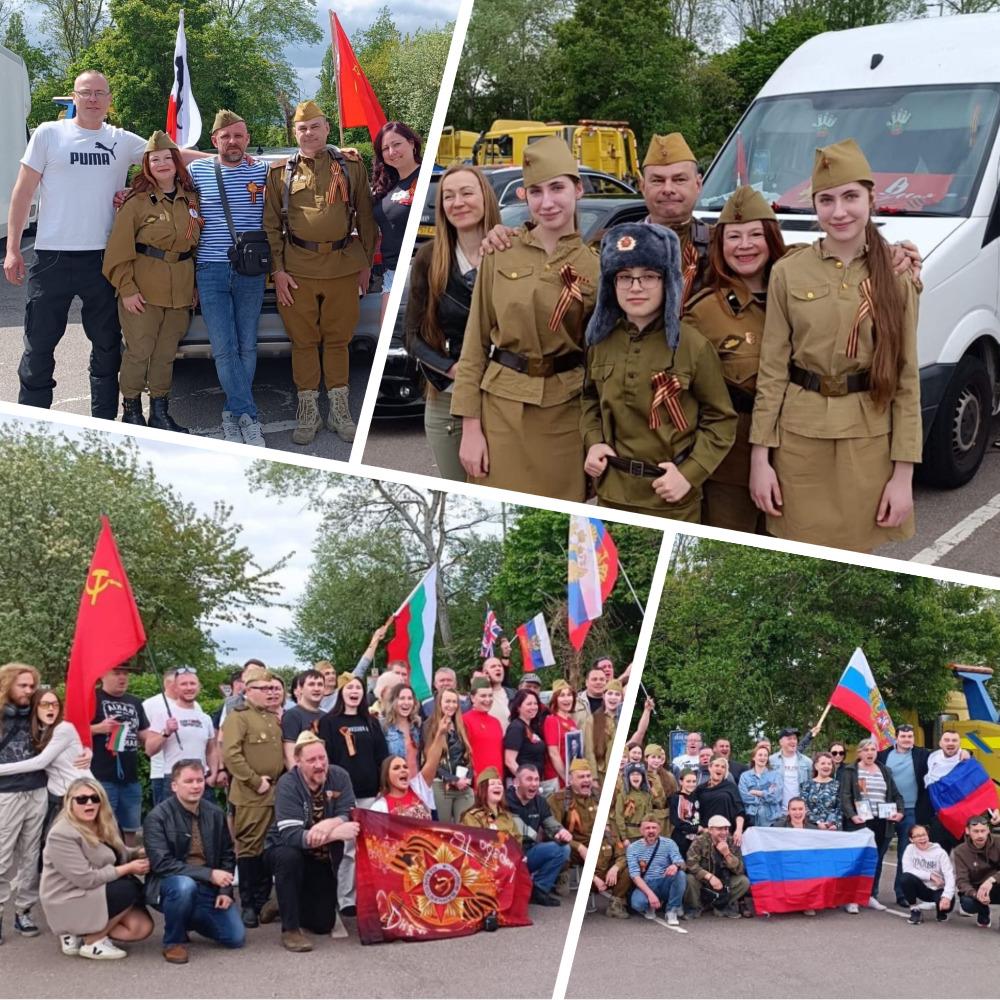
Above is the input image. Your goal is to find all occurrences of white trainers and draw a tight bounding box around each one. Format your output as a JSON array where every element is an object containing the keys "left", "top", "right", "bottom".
[
  {"left": 292, "top": 390, "right": 323, "bottom": 446},
  {"left": 60, "top": 934, "right": 82, "bottom": 955},
  {"left": 867, "top": 896, "right": 887, "bottom": 911},
  {"left": 326, "top": 386, "right": 356, "bottom": 442},
  {"left": 666, "top": 908, "right": 679, "bottom": 926},
  {"left": 78, "top": 936, "right": 127, "bottom": 960},
  {"left": 238, "top": 413, "right": 266, "bottom": 448},
  {"left": 643, "top": 908, "right": 657, "bottom": 921},
  {"left": 221, "top": 410, "right": 241, "bottom": 443},
  {"left": 845, "top": 903, "right": 860, "bottom": 914}
]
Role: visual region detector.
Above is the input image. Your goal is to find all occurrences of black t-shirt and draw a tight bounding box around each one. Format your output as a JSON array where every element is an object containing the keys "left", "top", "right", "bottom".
[
  {"left": 316, "top": 711, "right": 388, "bottom": 800},
  {"left": 372, "top": 168, "right": 419, "bottom": 270},
  {"left": 503, "top": 718, "right": 547, "bottom": 776},
  {"left": 281, "top": 705, "right": 322, "bottom": 744},
  {"left": 90, "top": 690, "right": 149, "bottom": 784},
  {"left": 586, "top": 694, "right": 604, "bottom": 714}
]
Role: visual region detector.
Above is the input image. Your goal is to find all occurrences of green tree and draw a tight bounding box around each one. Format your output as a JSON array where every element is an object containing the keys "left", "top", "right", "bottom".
[
  {"left": 3, "top": 11, "right": 54, "bottom": 88},
  {"left": 640, "top": 537, "right": 1000, "bottom": 752},
  {"left": 0, "top": 425, "right": 288, "bottom": 682}
]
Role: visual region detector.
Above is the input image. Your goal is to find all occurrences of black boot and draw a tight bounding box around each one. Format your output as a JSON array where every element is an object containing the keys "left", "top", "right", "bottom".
[
  {"left": 90, "top": 374, "right": 119, "bottom": 421},
  {"left": 238, "top": 858, "right": 259, "bottom": 927},
  {"left": 147, "top": 396, "right": 189, "bottom": 434},
  {"left": 121, "top": 397, "right": 146, "bottom": 426}
]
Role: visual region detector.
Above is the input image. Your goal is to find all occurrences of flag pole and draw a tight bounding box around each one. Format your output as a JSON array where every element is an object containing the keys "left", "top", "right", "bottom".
[
  {"left": 145, "top": 644, "right": 183, "bottom": 751},
  {"left": 615, "top": 554, "right": 652, "bottom": 706},
  {"left": 330, "top": 10, "right": 344, "bottom": 146}
]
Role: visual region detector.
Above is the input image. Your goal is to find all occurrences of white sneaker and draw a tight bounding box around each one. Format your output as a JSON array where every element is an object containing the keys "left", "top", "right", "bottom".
[
  {"left": 845, "top": 903, "right": 860, "bottom": 914},
  {"left": 238, "top": 413, "right": 266, "bottom": 447},
  {"left": 666, "top": 908, "right": 679, "bottom": 926},
  {"left": 60, "top": 934, "right": 82, "bottom": 955},
  {"left": 221, "top": 410, "right": 241, "bottom": 443},
  {"left": 643, "top": 908, "right": 657, "bottom": 921},
  {"left": 867, "top": 896, "right": 887, "bottom": 911},
  {"left": 78, "top": 937, "right": 127, "bottom": 960}
]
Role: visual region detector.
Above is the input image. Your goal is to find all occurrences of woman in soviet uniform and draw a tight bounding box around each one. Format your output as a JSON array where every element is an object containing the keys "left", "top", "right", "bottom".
[
  {"left": 451, "top": 136, "right": 598, "bottom": 501},
  {"left": 683, "top": 187, "right": 787, "bottom": 533},
  {"left": 749, "top": 138, "right": 921, "bottom": 552},
  {"left": 103, "top": 130, "right": 201, "bottom": 432},
  {"left": 581, "top": 222, "right": 736, "bottom": 520}
]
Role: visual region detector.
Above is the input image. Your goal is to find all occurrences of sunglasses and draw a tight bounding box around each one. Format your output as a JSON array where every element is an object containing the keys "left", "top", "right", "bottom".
[
  {"left": 830, "top": 750, "right": 846, "bottom": 756},
  {"left": 174, "top": 667, "right": 198, "bottom": 676},
  {"left": 72, "top": 794, "right": 101, "bottom": 805}
]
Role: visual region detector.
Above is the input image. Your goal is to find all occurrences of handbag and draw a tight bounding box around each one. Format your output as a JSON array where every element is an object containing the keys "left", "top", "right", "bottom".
[{"left": 214, "top": 162, "right": 271, "bottom": 276}]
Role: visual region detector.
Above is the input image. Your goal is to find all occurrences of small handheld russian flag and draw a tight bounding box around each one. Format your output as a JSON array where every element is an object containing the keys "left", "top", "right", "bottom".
[{"left": 515, "top": 614, "right": 555, "bottom": 672}]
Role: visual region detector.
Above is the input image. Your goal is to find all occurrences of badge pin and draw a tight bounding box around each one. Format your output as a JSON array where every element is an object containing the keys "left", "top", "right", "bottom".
[
  {"left": 720, "top": 335, "right": 742, "bottom": 351},
  {"left": 744, "top": 331, "right": 756, "bottom": 344}
]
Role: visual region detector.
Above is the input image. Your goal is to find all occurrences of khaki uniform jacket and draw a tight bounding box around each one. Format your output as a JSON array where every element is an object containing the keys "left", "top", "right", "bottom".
[
  {"left": 222, "top": 703, "right": 284, "bottom": 808},
  {"left": 262, "top": 150, "right": 377, "bottom": 279},
  {"left": 102, "top": 188, "right": 201, "bottom": 308},
  {"left": 580, "top": 318, "right": 737, "bottom": 509},
  {"left": 451, "top": 228, "right": 599, "bottom": 418},
  {"left": 548, "top": 787, "right": 624, "bottom": 868},
  {"left": 749, "top": 240, "right": 922, "bottom": 462},
  {"left": 614, "top": 787, "right": 656, "bottom": 842},
  {"left": 459, "top": 806, "right": 519, "bottom": 837}
]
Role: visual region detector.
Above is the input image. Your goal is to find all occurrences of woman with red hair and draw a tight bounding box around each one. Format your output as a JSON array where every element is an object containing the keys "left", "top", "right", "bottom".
[{"left": 103, "top": 131, "right": 202, "bottom": 432}]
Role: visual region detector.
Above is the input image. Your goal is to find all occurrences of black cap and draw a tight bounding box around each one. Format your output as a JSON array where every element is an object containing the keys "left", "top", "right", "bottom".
[{"left": 778, "top": 727, "right": 800, "bottom": 739}]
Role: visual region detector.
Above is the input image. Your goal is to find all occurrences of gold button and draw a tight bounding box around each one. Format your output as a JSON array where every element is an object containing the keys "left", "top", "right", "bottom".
[
  {"left": 510, "top": 271, "right": 517, "bottom": 278},
  {"left": 842, "top": 282, "right": 848, "bottom": 290},
  {"left": 835, "top": 261, "right": 843, "bottom": 269},
  {"left": 806, "top": 291, "right": 814, "bottom": 299},
  {"left": 544, "top": 264, "right": 550, "bottom": 270}
]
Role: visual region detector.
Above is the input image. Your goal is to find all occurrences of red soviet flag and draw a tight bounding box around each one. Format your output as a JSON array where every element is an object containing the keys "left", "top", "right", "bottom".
[
  {"left": 330, "top": 11, "right": 387, "bottom": 143},
  {"left": 64, "top": 516, "right": 147, "bottom": 747},
  {"left": 353, "top": 808, "right": 533, "bottom": 944}
]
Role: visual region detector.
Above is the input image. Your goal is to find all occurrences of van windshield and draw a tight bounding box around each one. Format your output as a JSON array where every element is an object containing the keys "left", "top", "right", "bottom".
[{"left": 699, "top": 85, "right": 1000, "bottom": 217}]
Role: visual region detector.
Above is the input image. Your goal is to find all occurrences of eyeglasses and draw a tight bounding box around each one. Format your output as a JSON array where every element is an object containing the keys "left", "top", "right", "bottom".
[
  {"left": 72, "top": 794, "right": 101, "bottom": 805},
  {"left": 38, "top": 700, "right": 60, "bottom": 709},
  {"left": 830, "top": 750, "right": 846, "bottom": 757},
  {"left": 614, "top": 272, "right": 663, "bottom": 289},
  {"left": 74, "top": 89, "right": 110, "bottom": 99}
]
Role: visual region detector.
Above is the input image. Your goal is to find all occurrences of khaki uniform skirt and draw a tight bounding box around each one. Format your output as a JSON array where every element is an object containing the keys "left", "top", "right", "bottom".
[{"left": 770, "top": 429, "right": 915, "bottom": 552}]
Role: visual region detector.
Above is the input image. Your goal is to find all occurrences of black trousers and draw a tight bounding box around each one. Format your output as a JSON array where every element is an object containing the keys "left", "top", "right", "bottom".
[
  {"left": 266, "top": 843, "right": 343, "bottom": 934},
  {"left": 959, "top": 881, "right": 1000, "bottom": 921},
  {"left": 898, "top": 872, "right": 948, "bottom": 918},
  {"left": 19, "top": 249, "right": 121, "bottom": 417}
]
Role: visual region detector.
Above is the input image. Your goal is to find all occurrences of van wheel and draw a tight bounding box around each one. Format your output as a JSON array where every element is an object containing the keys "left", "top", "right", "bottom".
[{"left": 920, "top": 355, "right": 992, "bottom": 489}]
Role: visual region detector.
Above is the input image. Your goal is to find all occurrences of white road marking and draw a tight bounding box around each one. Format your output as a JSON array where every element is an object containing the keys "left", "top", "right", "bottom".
[
  {"left": 651, "top": 915, "right": 688, "bottom": 933},
  {"left": 911, "top": 492, "right": 1000, "bottom": 563}
]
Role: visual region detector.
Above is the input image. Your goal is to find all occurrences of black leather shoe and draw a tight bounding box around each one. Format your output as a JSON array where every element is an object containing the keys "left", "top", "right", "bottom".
[
  {"left": 530, "top": 886, "right": 561, "bottom": 907},
  {"left": 241, "top": 906, "right": 259, "bottom": 928},
  {"left": 147, "top": 397, "right": 189, "bottom": 433},
  {"left": 121, "top": 397, "right": 146, "bottom": 426}
]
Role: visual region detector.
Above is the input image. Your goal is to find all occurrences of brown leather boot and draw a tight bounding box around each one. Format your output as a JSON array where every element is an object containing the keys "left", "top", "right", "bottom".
[
  {"left": 162, "top": 943, "right": 189, "bottom": 964},
  {"left": 281, "top": 929, "right": 313, "bottom": 952}
]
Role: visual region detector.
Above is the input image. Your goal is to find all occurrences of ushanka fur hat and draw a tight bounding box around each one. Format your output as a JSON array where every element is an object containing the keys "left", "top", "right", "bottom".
[{"left": 586, "top": 222, "right": 683, "bottom": 349}]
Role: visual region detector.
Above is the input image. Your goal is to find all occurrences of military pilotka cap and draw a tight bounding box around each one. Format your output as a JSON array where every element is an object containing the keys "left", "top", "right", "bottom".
[
  {"left": 718, "top": 186, "right": 776, "bottom": 224},
  {"left": 477, "top": 766, "right": 500, "bottom": 786},
  {"left": 811, "top": 138, "right": 873, "bottom": 194},
  {"left": 644, "top": 744, "right": 666, "bottom": 758},
  {"left": 522, "top": 136, "right": 580, "bottom": 186},
  {"left": 293, "top": 100, "right": 326, "bottom": 123},
  {"left": 606, "top": 679, "right": 623, "bottom": 694},
  {"left": 569, "top": 758, "right": 592, "bottom": 774},
  {"left": 243, "top": 666, "right": 272, "bottom": 685},
  {"left": 470, "top": 676, "right": 491, "bottom": 691},
  {"left": 145, "top": 130, "right": 178, "bottom": 153},
  {"left": 642, "top": 132, "right": 696, "bottom": 169},
  {"left": 211, "top": 109, "right": 244, "bottom": 133},
  {"left": 295, "top": 730, "right": 323, "bottom": 749}
]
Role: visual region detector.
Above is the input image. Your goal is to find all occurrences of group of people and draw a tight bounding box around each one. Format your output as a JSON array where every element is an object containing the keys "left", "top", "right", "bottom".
[
  {"left": 3, "top": 70, "right": 423, "bottom": 448},
  {"left": 405, "top": 129, "right": 921, "bottom": 553},
  {"left": 590, "top": 723, "right": 996, "bottom": 927},
  {"left": 0, "top": 641, "right": 641, "bottom": 960}
]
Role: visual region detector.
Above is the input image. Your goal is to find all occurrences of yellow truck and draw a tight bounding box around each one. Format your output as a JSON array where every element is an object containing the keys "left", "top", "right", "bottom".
[
  {"left": 471, "top": 119, "right": 640, "bottom": 184},
  {"left": 435, "top": 126, "right": 478, "bottom": 166}
]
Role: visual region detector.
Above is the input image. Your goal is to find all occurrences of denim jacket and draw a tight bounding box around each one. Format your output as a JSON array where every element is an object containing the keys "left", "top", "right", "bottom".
[{"left": 738, "top": 767, "right": 783, "bottom": 825}]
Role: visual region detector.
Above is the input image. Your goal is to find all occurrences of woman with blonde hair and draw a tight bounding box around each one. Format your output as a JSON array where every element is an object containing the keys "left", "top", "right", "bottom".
[
  {"left": 422, "top": 688, "right": 474, "bottom": 822},
  {"left": 405, "top": 164, "right": 501, "bottom": 479},
  {"left": 39, "top": 778, "right": 152, "bottom": 959},
  {"left": 380, "top": 684, "right": 423, "bottom": 777}
]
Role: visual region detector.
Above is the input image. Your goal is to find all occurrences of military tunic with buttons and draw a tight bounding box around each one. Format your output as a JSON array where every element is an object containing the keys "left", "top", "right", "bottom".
[
  {"left": 262, "top": 149, "right": 377, "bottom": 390},
  {"left": 548, "top": 786, "right": 630, "bottom": 900},
  {"left": 749, "top": 240, "right": 921, "bottom": 551},
  {"left": 581, "top": 316, "right": 737, "bottom": 519},
  {"left": 459, "top": 806, "right": 519, "bottom": 837},
  {"left": 683, "top": 285, "right": 766, "bottom": 532},
  {"left": 222, "top": 702, "right": 285, "bottom": 857},
  {"left": 102, "top": 188, "right": 201, "bottom": 398},
  {"left": 451, "top": 227, "right": 599, "bottom": 501}
]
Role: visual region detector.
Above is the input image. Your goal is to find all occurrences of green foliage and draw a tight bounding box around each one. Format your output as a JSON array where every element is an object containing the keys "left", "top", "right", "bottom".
[
  {"left": 641, "top": 538, "right": 1000, "bottom": 753},
  {"left": 0, "top": 424, "right": 288, "bottom": 684},
  {"left": 3, "top": 12, "right": 53, "bottom": 89}
]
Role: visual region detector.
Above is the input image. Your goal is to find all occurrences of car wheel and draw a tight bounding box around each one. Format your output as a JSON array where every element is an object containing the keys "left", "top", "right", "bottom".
[{"left": 920, "top": 353, "right": 992, "bottom": 489}]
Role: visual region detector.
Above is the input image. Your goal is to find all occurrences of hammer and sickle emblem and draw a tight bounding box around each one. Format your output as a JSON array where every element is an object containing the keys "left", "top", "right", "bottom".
[{"left": 85, "top": 568, "right": 123, "bottom": 606}]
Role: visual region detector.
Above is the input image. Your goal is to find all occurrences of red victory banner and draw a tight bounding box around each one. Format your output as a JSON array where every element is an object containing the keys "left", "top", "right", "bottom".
[
  {"left": 353, "top": 808, "right": 532, "bottom": 944},
  {"left": 64, "top": 516, "right": 147, "bottom": 746},
  {"left": 330, "top": 11, "right": 387, "bottom": 143}
]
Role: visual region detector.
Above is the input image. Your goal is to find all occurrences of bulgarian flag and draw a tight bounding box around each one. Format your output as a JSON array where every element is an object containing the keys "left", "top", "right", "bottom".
[
  {"left": 386, "top": 564, "right": 437, "bottom": 701},
  {"left": 106, "top": 720, "right": 129, "bottom": 755}
]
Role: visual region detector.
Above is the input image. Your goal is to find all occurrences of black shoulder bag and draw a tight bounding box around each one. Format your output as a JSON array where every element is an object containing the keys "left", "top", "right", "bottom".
[{"left": 214, "top": 161, "right": 272, "bottom": 277}]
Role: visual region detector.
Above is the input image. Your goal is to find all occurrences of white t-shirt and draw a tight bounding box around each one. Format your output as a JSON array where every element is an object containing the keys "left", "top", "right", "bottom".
[
  {"left": 672, "top": 753, "right": 700, "bottom": 771},
  {"left": 780, "top": 755, "right": 801, "bottom": 808},
  {"left": 146, "top": 700, "right": 215, "bottom": 774},
  {"left": 22, "top": 120, "right": 146, "bottom": 250}
]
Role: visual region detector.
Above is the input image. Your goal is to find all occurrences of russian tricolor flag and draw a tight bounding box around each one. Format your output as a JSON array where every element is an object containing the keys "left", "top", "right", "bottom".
[
  {"left": 928, "top": 758, "right": 1000, "bottom": 839},
  {"left": 742, "top": 827, "right": 877, "bottom": 913},
  {"left": 515, "top": 613, "right": 555, "bottom": 672},
  {"left": 827, "top": 647, "right": 895, "bottom": 750},
  {"left": 567, "top": 516, "right": 618, "bottom": 651}
]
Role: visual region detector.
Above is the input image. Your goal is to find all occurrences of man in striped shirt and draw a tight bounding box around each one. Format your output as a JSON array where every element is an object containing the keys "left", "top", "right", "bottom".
[
  {"left": 189, "top": 110, "right": 268, "bottom": 446},
  {"left": 625, "top": 815, "right": 687, "bottom": 925}
]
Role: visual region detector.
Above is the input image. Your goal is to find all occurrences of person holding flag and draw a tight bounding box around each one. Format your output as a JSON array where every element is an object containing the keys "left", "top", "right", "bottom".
[{"left": 481, "top": 605, "right": 503, "bottom": 659}]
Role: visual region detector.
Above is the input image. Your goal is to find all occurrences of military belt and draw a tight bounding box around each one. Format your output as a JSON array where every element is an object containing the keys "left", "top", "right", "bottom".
[
  {"left": 789, "top": 364, "right": 870, "bottom": 397},
  {"left": 727, "top": 383, "right": 756, "bottom": 414},
  {"left": 606, "top": 447, "right": 692, "bottom": 479},
  {"left": 489, "top": 345, "right": 583, "bottom": 377},
  {"left": 287, "top": 232, "right": 353, "bottom": 254},
  {"left": 135, "top": 243, "right": 193, "bottom": 263}
]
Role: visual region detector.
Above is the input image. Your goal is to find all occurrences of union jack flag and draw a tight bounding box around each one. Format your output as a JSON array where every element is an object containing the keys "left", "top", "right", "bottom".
[{"left": 481, "top": 605, "right": 503, "bottom": 658}]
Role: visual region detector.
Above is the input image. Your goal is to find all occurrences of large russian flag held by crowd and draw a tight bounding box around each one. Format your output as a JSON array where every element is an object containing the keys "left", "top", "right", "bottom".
[
  {"left": 826, "top": 647, "right": 896, "bottom": 750},
  {"left": 165, "top": 9, "right": 201, "bottom": 148},
  {"left": 515, "top": 613, "right": 555, "bottom": 672},
  {"left": 567, "top": 516, "right": 619, "bottom": 650},
  {"left": 386, "top": 564, "right": 437, "bottom": 702},
  {"left": 929, "top": 759, "right": 1000, "bottom": 838},
  {"left": 743, "top": 827, "right": 877, "bottom": 913}
]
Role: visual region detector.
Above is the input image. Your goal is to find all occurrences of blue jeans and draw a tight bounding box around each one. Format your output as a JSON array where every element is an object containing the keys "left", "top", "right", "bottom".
[
  {"left": 195, "top": 262, "right": 264, "bottom": 419},
  {"left": 893, "top": 808, "right": 916, "bottom": 900},
  {"left": 100, "top": 780, "right": 142, "bottom": 833},
  {"left": 525, "top": 841, "right": 570, "bottom": 892},
  {"left": 158, "top": 875, "right": 245, "bottom": 949},
  {"left": 151, "top": 778, "right": 166, "bottom": 807},
  {"left": 631, "top": 871, "right": 687, "bottom": 913}
]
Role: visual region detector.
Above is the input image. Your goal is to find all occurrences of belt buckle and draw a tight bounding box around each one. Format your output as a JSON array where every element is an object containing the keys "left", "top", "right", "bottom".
[
  {"left": 488, "top": 344, "right": 498, "bottom": 361},
  {"left": 819, "top": 374, "right": 848, "bottom": 397},
  {"left": 628, "top": 460, "right": 644, "bottom": 477}
]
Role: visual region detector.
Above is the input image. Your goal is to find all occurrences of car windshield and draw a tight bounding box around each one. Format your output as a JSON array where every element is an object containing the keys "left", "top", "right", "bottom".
[{"left": 699, "top": 84, "right": 1000, "bottom": 217}]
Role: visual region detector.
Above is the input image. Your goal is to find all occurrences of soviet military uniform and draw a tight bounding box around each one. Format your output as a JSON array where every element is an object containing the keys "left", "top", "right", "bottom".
[
  {"left": 460, "top": 805, "right": 519, "bottom": 837},
  {"left": 614, "top": 787, "right": 655, "bottom": 844},
  {"left": 102, "top": 188, "right": 200, "bottom": 403}
]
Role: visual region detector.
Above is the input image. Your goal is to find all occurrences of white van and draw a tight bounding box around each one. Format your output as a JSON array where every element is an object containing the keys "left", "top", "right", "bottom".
[
  {"left": 0, "top": 44, "right": 37, "bottom": 242},
  {"left": 697, "top": 13, "right": 1000, "bottom": 487}
]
